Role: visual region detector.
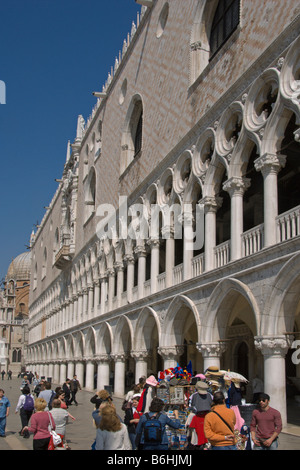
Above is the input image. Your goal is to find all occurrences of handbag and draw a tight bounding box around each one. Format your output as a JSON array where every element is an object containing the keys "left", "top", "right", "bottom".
[{"left": 47, "top": 412, "right": 62, "bottom": 447}]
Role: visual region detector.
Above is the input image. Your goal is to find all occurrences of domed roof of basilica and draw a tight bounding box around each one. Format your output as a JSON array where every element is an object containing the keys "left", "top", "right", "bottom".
[{"left": 6, "top": 251, "right": 31, "bottom": 281}]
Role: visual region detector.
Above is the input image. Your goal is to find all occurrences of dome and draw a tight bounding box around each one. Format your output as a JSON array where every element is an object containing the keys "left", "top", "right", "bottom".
[{"left": 6, "top": 251, "right": 31, "bottom": 281}]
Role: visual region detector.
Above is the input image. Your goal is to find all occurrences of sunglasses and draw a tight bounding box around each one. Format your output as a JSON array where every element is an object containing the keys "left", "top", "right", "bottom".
[{"left": 259, "top": 399, "right": 268, "bottom": 402}]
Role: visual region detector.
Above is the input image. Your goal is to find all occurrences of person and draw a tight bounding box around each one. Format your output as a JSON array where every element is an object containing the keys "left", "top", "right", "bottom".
[
  {"left": 92, "top": 399, "right": 122, "bottom": 427},
  {"left": 38, "top": 381, "right": 55, "bottom": 409},
  {"left": 1, "top": 370, "right": 5, "bottom": 380},
  {"left": 90, "top": 389, "right": 113, "bottom": 410},
  {"left": 250, "top": 393, "right": 282, "bottom": 450},
  {"left": 62, "top": 379, "right": 71, "bottom": 406},
  {"left": 204, "top": 391, "right": 237, "bottom": 450},
  {"left": 190, "top": 381, "right": 212, "bottom": 412},
  {"left": 135, "top": 397, "right": 181, "bottom": 450},
  {"left": 70, "top": 375, "right": 81, "bottom": 406},
  {"left": 22, "top": 397, "right": 56, "bottom": 450},
  {"left": 0, "top": 388, "right": 10, "bottom": 437},
  {"left": 15, "top": 386, "right": 35, "bottom": 438},
  {"left": 124, "top": 395, "right": 142, "bottom": 450},
  {"left": 136, "top": 375, "right": 158, "bottom": 413},
  {"left": 95, "top": 404, "right": 132, "bottom": 450},
  {"left": 20, "top": 375, "right": 30, "bottom": 390},
  {"left": 55, "top": 389, "right": 68, "bottom": 410},
  {"left": 7, "top": 370, "right": 12, "bottom": 380},
  {"left": 49, "top": 398, "right": 75, "bottom": 449}
]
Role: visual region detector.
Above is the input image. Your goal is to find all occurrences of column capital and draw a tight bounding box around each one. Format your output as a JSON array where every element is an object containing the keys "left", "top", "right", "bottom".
[
  {"left": 254, "top": 335, "right": 293, "bottom": 357},
  {"left": 200, "top": 196, "right": 222, "bottom": 213},
  {"left": 157, "top": 346, "right": 185, "bottom": 359},
  {"left": 95, "top": 354, "right": 111, "bottom": 363},
  {"left": 111, "top": 352, "right": 127, "bottom": 362},
  {"left": 114, "top": 262, "right": 124, "bottom": 272},
  {"left": 196, "top": 341, "right": 227, "bottom": 358},
  {"left": 124, "top": 254, "right": 135, "bottom": 265},
  {"left": 254, "top": 153, "right": 286, "bottom": 176},
  {"left": 131, "top": 349, "right": 151, "bottom": 361},
  {"left": 222, "top": 176, "right": 251, "bottom": 197}
]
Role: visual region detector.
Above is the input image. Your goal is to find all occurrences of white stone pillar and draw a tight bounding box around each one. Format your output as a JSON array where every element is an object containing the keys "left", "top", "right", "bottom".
[
  {"left": 100, "top": 275, "right": 107, "bottom": 315},
  {"left": 201, "top": 196, "right": 220, "bottom": 272},
  {"left": 162, "top": 226, "right": 174, "bottom": 288},
  {"left": 107, "top": 268, "right": 115, "bottom": 312},
  {"left": 135, "top": 245, "right": 147, "bottom": 299},
  {"left": 82, "top": 288, "right": 89, "bottom": 321},
  {"left": 53, "top": 363, "right": 60, "bottom": 383},
  {"left": 158, "top": 346, "right": 184, "bottom": 370},
  {"left": 125, "top": 255, "right": 135, "bottom": 303},
  {"left": 96, "top": 355, "right": 111, "bottom": 390},
  {"left": 93, "top": 279, "right": 100, "bottom": 312},
  {"left": 67, "top": 361, "right": 75, "bottom": 380},
  {"left": 60, "top": 362, "right": 67, "bottom": 384},
  {"left": 182, "top": 207, "right": 194, "bottom": 281},
  {"left": 223, "top": 177, "right": 250, "bottom": 261},
  {"left": 75, "top": 361, "right": 85, "bottom": 388},
  {"left": 114, "top": 263, "right": 124, "bottom": 308},
  {"left": 88, "top": 285, "right": 94, "bottom": 319},
  {"left": 77, "top": 292, "right": 83, "bottom": 322},
  {"left": 254, "top": 153, "right": 286, "bottom": 248},
  {"left": 254, "top": 336, "right": 292, "bottom": 427},
  {"left": 197, "top": 342, "right": 227, "bottom": 372},
  {"left": 112, "top": 354, "right": 126, "bottom": 397},
  {"left": 85, "top": 358, "right": 95, "bottom": 391},
  {"left": 131, "top": 350, "right": 149, "bottom": 383},
  {"left": 148, "top": 239, "right": 160, "bottom": 294}
]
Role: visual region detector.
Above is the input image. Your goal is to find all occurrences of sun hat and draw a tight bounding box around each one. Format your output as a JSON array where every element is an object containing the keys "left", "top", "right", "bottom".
[
  {"left": 205, "top": 366, "right": 224, "bottom": 377},
  {"left": 146, "top": 375, "right": 158, "bottom": 387}
]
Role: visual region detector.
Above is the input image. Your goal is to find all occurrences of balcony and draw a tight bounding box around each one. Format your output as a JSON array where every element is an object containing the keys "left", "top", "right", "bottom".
[{"left": 54, "top": 245, "right": 73, "bottom": 270}]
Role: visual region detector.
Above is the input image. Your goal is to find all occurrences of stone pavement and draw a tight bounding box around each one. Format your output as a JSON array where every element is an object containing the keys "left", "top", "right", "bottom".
[{"left": 1, "top": 377, "right": 300, "bottom": 451}]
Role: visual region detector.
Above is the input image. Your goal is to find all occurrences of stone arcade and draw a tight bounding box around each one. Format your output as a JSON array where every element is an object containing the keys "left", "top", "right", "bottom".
[{"left": 27, "top": 0, "right": 300, "bottom": 429}]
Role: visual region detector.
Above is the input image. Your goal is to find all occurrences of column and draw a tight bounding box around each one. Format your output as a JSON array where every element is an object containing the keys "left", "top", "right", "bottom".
[
  {"left": 77, "top": 291, "right": 83, "bottom": 322},
  {"left": 124, "top": 255, "right": 135, "bottom": 303},
  {"left": 93, "top": 279, "right": 101, "bottom": 313},
  {"left": 75, "top": 361, "right": 85, "bottom": 389},
  {"left": 135, "top": 245, "right": 147, "bottom": 299},
  {"left": 85, "top": 358, "right": 95, "bottom": 391},
  {"left": 111, "top": 353, "right": 126, "bottom": 397},
  {"left": 182, "top": 206, "right": 194, "bottom": 281},
  {"left": 200, "top": 196, "right": 221, "bottom": 272},
  {"left": 53, "top": 362, "right": 60, "bottom": 383},
  {"left": 148, "top": 239, "right": 160, "bottom": 294},
  {"left": 59, "top": 362, "right": 67, "bottom": 384},
  {"left": 87, "top": 284, "right": 94, "bottom": 319},
  {"left": 162, "top": 226, "right": 174, "bottom": 288},
  {"left": 96, "top": 354, "right": 111, "bottom": 390},
  {"left": 254, "top": 153, "right": 286, "bottom": 247},
  {"left": 67, "top": 361, "right": 75, "bottom": 380},
  {"left": 82, "top": 288, "right": 89, "bottom": 321},
  {"left": 223, "top": 177, "right": 250, "bottom": 261},
  {"left": 254, "top": 335, "right": 292, "bottom": 427},
  {"left": 100, "top": 274, "right": 107, "bottom": 315},
  {"left": 196, "top": 342, "right": 227, "bottom": 372},
  {"left": 114, "top": 263, "right": 124, "bottom": 308},
  {"left": 131, "top": 350, "right": 149, "bottom": 383},
  {"left": 107, "top": 268, "right": 115, "bottom": 311},
  {"left": 157, "top": 346, "right": 184, "bottom": 370}
]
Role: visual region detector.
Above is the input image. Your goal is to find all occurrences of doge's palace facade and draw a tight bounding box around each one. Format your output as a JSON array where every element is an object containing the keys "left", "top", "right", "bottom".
[{"left": 27, "top": 0, "right": 300, "bottom": 427}]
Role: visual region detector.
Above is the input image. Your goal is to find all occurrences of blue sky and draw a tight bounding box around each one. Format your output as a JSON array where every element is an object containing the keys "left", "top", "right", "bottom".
[{"left": 0, "top": 0, "right": 141, "bottom": 281}]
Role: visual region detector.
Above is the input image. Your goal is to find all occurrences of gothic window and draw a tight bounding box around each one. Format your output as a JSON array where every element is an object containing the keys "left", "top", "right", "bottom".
[
  {"left": 84, "top": 167, "right": 96, "bottom": 222},
  {"left": 134, "top": 111, "right": 143, "bottom": 157},
  {"left": 210, "top": 0, "right": 240, "bottom": 58}
]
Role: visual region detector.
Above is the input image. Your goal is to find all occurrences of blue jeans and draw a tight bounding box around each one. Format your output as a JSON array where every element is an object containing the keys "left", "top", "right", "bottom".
[
  {"left": 0, "top": 416, "right": 7, "bottom": 436},
  {"left": 211, "top": 445, "right": 237, "bottom": 450},
  {"left": 253, "top": 439, "right": 278, "bottom": 450}
]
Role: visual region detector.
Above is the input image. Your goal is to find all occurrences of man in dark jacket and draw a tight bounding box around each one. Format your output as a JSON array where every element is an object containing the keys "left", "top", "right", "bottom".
[{"left": 70, "top": 375, "right": 81, "bottom": 406}]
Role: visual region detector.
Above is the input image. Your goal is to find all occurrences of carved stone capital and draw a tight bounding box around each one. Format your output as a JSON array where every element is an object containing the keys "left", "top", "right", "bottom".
[
  {"left": 196, "top": 342, "right": 227, "bottom": 358},
  {"left": 254, "top": 335, "right": 293, "bottom": 357}
]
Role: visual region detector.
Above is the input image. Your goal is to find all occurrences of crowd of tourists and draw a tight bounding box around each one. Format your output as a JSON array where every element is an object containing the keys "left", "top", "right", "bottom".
[{"left": 0, "top": 367, "right": 283, "bottom": 451}]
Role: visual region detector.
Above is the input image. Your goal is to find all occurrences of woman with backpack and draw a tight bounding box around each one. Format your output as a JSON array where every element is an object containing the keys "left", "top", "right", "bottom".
[
  {"left": 135, "top": 397, "right": 181, "bottom": 450},
  {"left": 15, "top": 386, "right": 35, "bottom": 439}
]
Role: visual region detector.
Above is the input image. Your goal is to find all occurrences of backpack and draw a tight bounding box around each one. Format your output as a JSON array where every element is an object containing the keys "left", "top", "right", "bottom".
[
  {"left": 143, "top": 413, "right": 162, "bottom": 445},
  {"left": 23, "top": 394, "right": 34, "bottom": 411}
]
